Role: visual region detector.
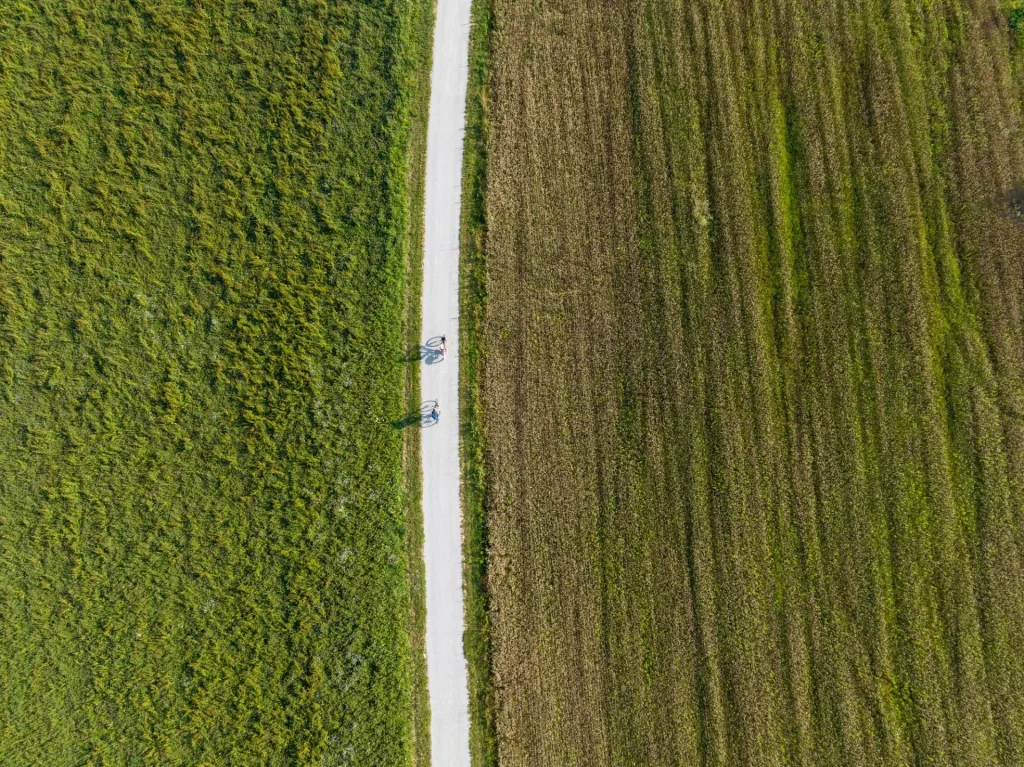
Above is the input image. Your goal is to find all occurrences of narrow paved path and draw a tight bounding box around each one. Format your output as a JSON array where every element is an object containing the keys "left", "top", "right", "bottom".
[{"left": 420, "top": 0, "right": 473, "bottom": 764}]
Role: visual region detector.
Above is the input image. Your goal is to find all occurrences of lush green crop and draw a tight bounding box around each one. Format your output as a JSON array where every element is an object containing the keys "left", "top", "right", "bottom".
[
  {"left": 1009, "top": 0, "right": 1024, "bottom": 29},
  {"left": 1008, "top": 0, "right": 1024, "bottom": 81},
  {"left": 0, "top": 1, "right": 430, "bottom": 764}
]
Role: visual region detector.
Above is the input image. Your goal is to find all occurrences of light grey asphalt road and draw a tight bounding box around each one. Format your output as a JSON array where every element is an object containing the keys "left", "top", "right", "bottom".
[{"left": 420, "top": 0, "right": 472, "bottom": 764}]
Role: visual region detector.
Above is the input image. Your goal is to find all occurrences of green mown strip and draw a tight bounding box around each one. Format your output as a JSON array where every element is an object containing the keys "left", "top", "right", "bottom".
[
  {"left": 400, "top": 0, "right": 435, "bottom": 763},
  {"left": 460, "top": 1, "right": 498, "bottom": 765}
]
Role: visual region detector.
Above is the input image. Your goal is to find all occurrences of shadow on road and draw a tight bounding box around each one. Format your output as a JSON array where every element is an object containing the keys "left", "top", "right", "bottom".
[
  {"left": 402, "top": 336, "right": 446, "bottom": 365},
  {"left": 393, "top": 400, "right": 440, "bottom": 430}
]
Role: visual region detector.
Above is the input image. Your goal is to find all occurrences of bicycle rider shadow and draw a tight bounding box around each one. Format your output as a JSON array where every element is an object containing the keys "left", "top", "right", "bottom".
[
  {"left": 421, "top": 335, "right": 446, "bottom": 365},
  {"left": 399, "top": 336, "right": 446, "bottom": 365},
  {"left": 392, "top": 400, "right": 440, "bottom": 430}
]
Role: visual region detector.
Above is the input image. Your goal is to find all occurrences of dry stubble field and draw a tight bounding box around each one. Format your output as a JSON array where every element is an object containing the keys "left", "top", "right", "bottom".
[{"left": 473, "top": 0, "right": 1024, "bottom": 765}]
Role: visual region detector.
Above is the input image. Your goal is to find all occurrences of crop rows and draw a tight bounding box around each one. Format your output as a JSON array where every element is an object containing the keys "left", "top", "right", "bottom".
[{"left": 476, "top": 0, "right": 1024, "bottom": 764}]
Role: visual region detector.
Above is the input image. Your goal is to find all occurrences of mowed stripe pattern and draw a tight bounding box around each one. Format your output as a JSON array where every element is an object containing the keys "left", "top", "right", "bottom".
[{"left": 480, "top": 0, "right": 1024, "bottom": 765}]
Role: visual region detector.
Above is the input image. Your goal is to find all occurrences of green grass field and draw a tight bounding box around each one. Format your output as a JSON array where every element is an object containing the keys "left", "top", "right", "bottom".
[
  {"left": 469, "top": 0, "right": 1024, "bottom": 764},
  {"left": 0, "top": 1, "right": 431, "bottom": 764}
]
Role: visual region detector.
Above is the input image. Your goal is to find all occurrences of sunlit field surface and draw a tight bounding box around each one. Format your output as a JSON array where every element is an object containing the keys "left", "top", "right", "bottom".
[
  {"left": 469, "top": 0, "right": 1024, "bottom": 764},
  {"left": 0, "top": 1, "right": 430, "bottom": 764}
]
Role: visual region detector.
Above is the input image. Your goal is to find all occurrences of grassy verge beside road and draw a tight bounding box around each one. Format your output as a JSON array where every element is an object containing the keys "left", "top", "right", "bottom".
[
  {"left": 474, "top": 0, "right": 1024, "bottom": 765},
  {"left": 460, "top": 2, "right": 498, "bottom": 766},
  {"left": 0, "top": 1, "right": 432, "bottom": 764},
  {"left": 401, "top": 1, "right": 435, "bottom": 764}
]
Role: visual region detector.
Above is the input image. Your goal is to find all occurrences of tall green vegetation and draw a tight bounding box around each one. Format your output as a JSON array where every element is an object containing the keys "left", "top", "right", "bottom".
[
  {"left": 0, "top": 1, "right": 431, "bottom": 764},
  {"left": 471, "top": 0, "right": 1024, "bottom": 764},
  {"left": 1009, "top": 0, "right": 1024, "bottom": 82}
]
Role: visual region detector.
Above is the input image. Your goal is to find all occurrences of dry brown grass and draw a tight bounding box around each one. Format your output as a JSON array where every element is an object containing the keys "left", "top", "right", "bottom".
[{"left": 472, "top": 0, "right": 1024, "bottom": 764}]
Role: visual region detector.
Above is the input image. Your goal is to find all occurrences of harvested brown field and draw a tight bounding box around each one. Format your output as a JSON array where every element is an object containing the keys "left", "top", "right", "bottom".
[{"left": 469, "top": 0, "right": 1024, "bottom": 764}]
